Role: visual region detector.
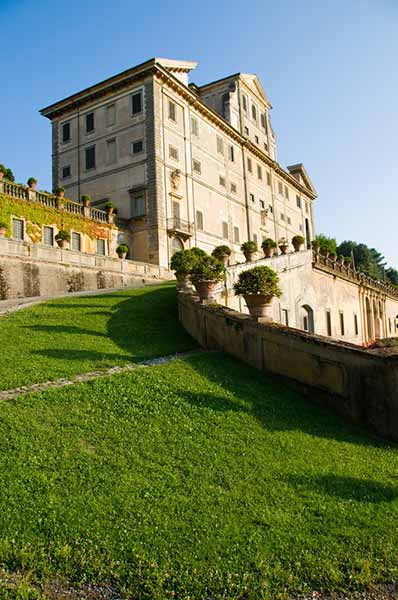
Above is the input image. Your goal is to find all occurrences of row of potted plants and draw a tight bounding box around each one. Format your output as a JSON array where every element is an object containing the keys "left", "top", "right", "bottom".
[{"left": 311, "top": 240, "right": 353, "bottom": 266}]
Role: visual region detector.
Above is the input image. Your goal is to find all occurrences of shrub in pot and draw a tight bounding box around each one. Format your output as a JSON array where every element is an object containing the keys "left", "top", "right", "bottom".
[
  {"left": 81, "top": 194, "right": 91, "bottom": 207},
  {"left": 27, "top": 177, "right": 38, "bottom": 190},
  {"left": 261, "top": 238, "right": 277, "bottom": 258},
  {"left": 292, "top": 235, "right": 305, "bottom": 252},
  {"left": 234, "top": 265, "right": 282, "bottom": 320},
  {"left": 170, "top": 248, "right": 197, "bottom": 292},
  {"left": 212, "top": 244, "right": 232, "bottom": 266},
  {"left": 278, "top": 237, "right": 289, "bottom": 255},
  {"left": 116, "top": 244, "right": 129, "bottom": 259},
  {"left": 191, "top": 254, "right": 226, "bottom": 302},
  {"left": 55, "top": 186, "right": 65, "bottom": 198},
  {"left": 0, "top": 221, "right": 8, "bottom": 238},
  {"left": 241, "top": 240, "right": 258, "bottom": 262},
  {"left": 311, "top": 239, "right": 321, "bottom": 252},
  {"left": 55, "top": 229, "right": 70, "bottom": 248},
  {"left": 105, "top": 201, "right": 116, "bottom": 214}
]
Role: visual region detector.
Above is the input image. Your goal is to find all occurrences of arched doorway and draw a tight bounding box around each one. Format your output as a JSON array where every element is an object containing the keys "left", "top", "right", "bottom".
[
  {"left": 301, "top": 304, "right": 314, "bottom": 333},
  {"left": 171, "top": 237, "right": 184, "bottom": 255}
]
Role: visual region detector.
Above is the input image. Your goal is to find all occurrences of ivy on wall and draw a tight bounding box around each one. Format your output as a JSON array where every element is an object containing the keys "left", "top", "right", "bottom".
[{"left": 0, "top": 193, "right": 113, "bottom": 242}]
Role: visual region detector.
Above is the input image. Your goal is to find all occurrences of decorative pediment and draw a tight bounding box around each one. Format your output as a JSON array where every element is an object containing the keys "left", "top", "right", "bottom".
[
  {"left": 240, "top": 74, "right": 272, "bottom": 108},
  {"left": 287, "top": 164, "right": 317, "bottom": 195}
]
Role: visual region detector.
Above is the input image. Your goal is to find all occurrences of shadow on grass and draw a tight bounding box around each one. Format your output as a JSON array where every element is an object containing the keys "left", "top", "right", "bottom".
[
  {"left": 25, "top": 325, "right": 107, "bottom": 337},
  {"left": 33, "top": 349, "right": 132, "bottom": 362},
  {"left": 287, "top": 474, "right": 398, "bottom": 503}
]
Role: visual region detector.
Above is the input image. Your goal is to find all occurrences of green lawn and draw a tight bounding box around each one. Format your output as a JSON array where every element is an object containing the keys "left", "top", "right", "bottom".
[
  {"left": 1, "top": 353, "right": 398, "bottom": 599},
  {"left": 0, "top": 282, "right": 195, "bottom": 390}
]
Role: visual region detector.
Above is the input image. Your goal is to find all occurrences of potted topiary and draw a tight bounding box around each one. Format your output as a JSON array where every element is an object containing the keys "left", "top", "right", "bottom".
[
  {"left": 212, "top": 244, "right": 232, "bottom": 266},
  {"left": 55, "top": 229, "right": 70, "bottom": 248},
  {"left": 241, "top": 240, "right": 258, "bottom": 262},
  {"left": 0, "top": 221, "right": 7, "bottom": 238},
  {"left": 105, "top": 201, "right": 116, "bottom": 215},
  {"left": 170, "top": 248, "right": 196, "bottom": 292},
  {"left": 278, "top": 237, "right": 289, "bottom": 255},
  {"left": 27, "top": 177, "right": 38, "bottom": 190},
  {"left": 311, "top": 239, "right": 321, "bottom": 253},
  {"left": 81, "top": 194, "right": 91, "bottom": 207},
  {"left": 261, "top": 238, "right": 277, "bottom": 258},
  {"left": 234, "top": 265, "right": 282, "bottom": 320},
  {"left": 116, "top": 244, "right": 128, "bottom": 259},
  {"left": 191, "top": 254, "right": 226, "bottom": 302},
  {"left": 55, "top": 186, "right": 65, "bottom": 198},
  {"left": 292, "top": 235, "right": 305, "bottom": 252}
]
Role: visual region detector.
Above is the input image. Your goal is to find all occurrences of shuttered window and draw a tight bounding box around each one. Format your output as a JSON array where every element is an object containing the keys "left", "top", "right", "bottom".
[
  {"left": 234, "top": 226, "right": 240, "bottom": 243},
  {"left": 97, "top": 239, "right": 106, "bottom": 255},
  {"left": 12, "top": 218, "right": 24, "bottom": 241},
  {"left": 222, "top": 222, "right": 229, "bottom": 239},
  {"left": 71, "top": 232, "right": 81, "bottom": 252},
  {"left": 196, "top": 210, "right": 204, "bottom": 231},
  {"left": 43, "top": 226, "right": 54, "bottom": 246}
]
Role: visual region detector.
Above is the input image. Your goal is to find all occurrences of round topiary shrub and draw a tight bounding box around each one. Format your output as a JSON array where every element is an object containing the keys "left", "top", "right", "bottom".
[
  {"left": 55, "top": 230, "right": 70, "bottom": 242},
  {"left": 116, "top": 244, "right": 129, "bottom": 256},
  {"left": 234, "top": 266, "right": 282, "bottom": 297},
  {"left": 191, "top": 255, "right": 226, "bottom": 282},
  {"left": 212, "top": 245, "right": 232, "bottom": 259},
  {"left": 241, "top": 240, "right": 258, "bottom": 254}
]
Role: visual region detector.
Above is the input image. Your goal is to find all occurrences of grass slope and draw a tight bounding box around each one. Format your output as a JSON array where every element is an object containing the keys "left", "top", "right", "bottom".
[
  {"left": 1, "top": 353, "right": 398, "bottom": 599},
  {"left": 0, "top": 283, "right": 194, "bottom": 390}
]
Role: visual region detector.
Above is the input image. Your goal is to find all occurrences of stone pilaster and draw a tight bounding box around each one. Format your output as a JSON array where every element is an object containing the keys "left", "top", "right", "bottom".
[{"left": 52, "top": 121, "right": 59, "bottom": 192}]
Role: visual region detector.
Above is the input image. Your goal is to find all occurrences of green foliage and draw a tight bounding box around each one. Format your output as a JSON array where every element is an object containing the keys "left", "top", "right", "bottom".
[
  {"left": 191, "top": 254, "right": 226, "bottom": 282},
  {"left": 0, "top": 221, "right": 7, "bottom": 229},
  {"left": 211, "top": 244, "right": 231, "bottom": 258},
  {"left": 292, "top": 235, "right": 305, "bottom": 245},
  {"left": 27, "top": 177, "right": 37, "bottom": 186},
  {"left": 234, "top": 265, "right": 282, "bottom": 297},
  {"left": 279, "top": 237, "right": 288, "bottom": 246},
  {"left": 81, "top": 194, "right": 91, "bottom": 203},
  {"left": 336, "top": 240, "right": 390, "bottom": 281},
  {"left": 116, "top": 244, "right": 128, "bottom": 254},
  {"left": 261, "top": 238, "right": 277, "bottom": 250},
  {"left": 311, "top": 239, "right": 321, "bottom": 250},
  {"left": 55, "top": 229, "right": 70, "bottom": 242},
  {"left": 170, "top": 249, "right": 196, "bottom": 274},
  {"left": 105, "top": 201, "right": 116, "bottom": 209},
  {"left": 0, "top": 283, "right": 194, "bottom": 391},
  {"left": 315, "top": 234, "right": 337, "bottom": 254},
  {"left": 0, "top": 163, "right": 15, "bottom": 181},
  {"left": 386, "top": 268, "right": 398, "bottom": 286},
  {"left": 241, "top": 240, "right": 258, "bottom": 253},
  {"left": 55, "top": 187, "right": 65, "bottom": 194}
]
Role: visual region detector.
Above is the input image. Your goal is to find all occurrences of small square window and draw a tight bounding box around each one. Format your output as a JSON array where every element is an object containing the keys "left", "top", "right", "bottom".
[
  {"left": 230, "top": 182, "right": 237, "bottom": 194},
  {"left": 169, "top": 145, "right": 179, "bottom": 161},
  {"left": 43, "top": 226, "right": 54, "bottom": 246},
  {"left": 168, "top": 99, "right": 177, "bottom": 122},
  {"left": 281, "top": 213, "right": 285, "bottom": 221},
  {"left": 62, "top": 165, "right": 71, "bottom": 179},
  {"left": 13, "top": 218, "right": 24, "bottom": 241},
  {"left": 86, "top": 112, "right": 95, "bottom": 133},
  {"left": 62, "top": 122, "right": 71, "bottom": 143},
  {"left": 132, "top": 91, "right": 143, "bottom": 115},
  {"left": 193, "top": 159, "right": 201, "bottom": 174},
  {"left": 131, "top": 140, "right": 144, "bottom": 154},
  {"left": 219, "top": 175, "right": 226, "bottom": 187},
  {"left": 97, "top": 239, "right": 106, "bottom": 256},
  {"left": 71, "top": 232, "right": 81, "bottom": 252}
]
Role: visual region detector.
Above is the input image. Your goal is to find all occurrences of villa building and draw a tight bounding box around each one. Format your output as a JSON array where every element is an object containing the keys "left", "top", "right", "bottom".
[{"left": 40, "top": 58, "right": 316, "bottom": 267}]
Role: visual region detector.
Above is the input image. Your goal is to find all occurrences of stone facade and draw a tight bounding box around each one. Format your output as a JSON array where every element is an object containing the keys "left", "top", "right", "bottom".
[{"left": 40, "top": 57, "right": 316, "bottom": 267}]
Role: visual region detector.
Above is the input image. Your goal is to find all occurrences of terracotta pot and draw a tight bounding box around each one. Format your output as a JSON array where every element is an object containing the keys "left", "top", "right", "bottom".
[
  {"left": 244, "top": 251, "right": 256, "bottom": 263},
  {"left": 56, "top": 191, "right": 65, "bottom": 198},
  {"left": 117, "top": 252, "right": 127, "bottom": 260},
  {"left": 56, "top": 239, "right": 67, "bottom": 248},
  {"left": 176, "top": 272, "right": 193, "bottom": 293},
  {"left": 279, "top": 245, "right": 288, "bottom": 255},
  {"left": 263, "top": 247, "right": 274, "bottom": 259},
  {"left": 28, "top": 182, "right": 37, "bottom": 190},
  {"left": 193, "top": 280, "right": 221, "bottom": 302},
  {"left": 0, "top": 227, "right": 6, "bottom": 238},
  {"left": 244, "top": 294, "right": 273, "bottom": 320},
  {"left": 292, "top": 241, "right": 302, "bottom": 252},
  {"left": 106, "top": 207, "right": 115, "bottom": 215},
  {"left": 83, "top": 199, "right": 90, "bottom": 207}
]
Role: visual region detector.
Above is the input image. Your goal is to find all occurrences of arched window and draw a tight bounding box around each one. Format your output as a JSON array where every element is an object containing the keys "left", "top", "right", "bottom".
[
  {"left": 301, "top": 304, "right": 315, "bottom": 334},
  {"left": 172, "top": 237, "right": 184, "bottom": 255}
]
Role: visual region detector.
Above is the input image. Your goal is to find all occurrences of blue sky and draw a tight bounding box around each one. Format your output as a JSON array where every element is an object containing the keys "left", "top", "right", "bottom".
[{"left": 1, "top": 0, "right": 397, "bottom": 265}]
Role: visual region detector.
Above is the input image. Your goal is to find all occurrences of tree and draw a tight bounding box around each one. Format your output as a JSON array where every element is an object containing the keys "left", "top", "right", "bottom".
[
  {"left": 315, "top": 234, "right": 337, "bottom": 254},
  {"left": 0, "top": 163, "right": 15, "bottom": 182},
  {"left": 386, "top": 268, "right": 398, "bottom": 286}
]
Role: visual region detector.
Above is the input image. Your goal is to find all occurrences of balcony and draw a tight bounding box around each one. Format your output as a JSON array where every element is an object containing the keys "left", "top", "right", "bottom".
[{"left": 167, "top": 217, "right": 193, "bottom": 239}]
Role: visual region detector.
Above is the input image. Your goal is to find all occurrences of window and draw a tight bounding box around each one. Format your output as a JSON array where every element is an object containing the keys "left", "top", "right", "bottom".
[
  {"left": 251, "top": 104, "right": 257, "bottom": 121},
  {"left": 219, "top": 175, "right": 226, "bottom": 187},
  {"left": 250, "top": 193, "right": 255, "bottom": 203},
  {"left": 280, "top": 213, "right": 285, "bottom": 221},
  {"left": 43, "top": 226, "right": 54, "bottom": 246},
  {"left": 168, "top": 99, "right": 176, "bottom": 122},
  {"left": 260, "top": 199, "right": 265, "bottom": 209},
  {"left": 326, "top": 311, "right": 332, "bottom": 336},
  {"left": 247, "top": 158, "right": 252, "bottom": 173},
  {"left": 230, "top": 182, "right": 237, "bottom": 194},
  {"left": 131, "top": 140, "right": 144, "bottom": 154},
  {"left": 255, "top": 135, "right": 259, "bottom": 144},
  {"left": 106, "top": 104, "right": 116, "bottom": 127},
  {"left": 278, "top": 181, "right": 283, "bottom": 195},
  {"left": 191, "top": 116, "right": 199, "bottom": 137},
  {"left": 216, "top": 135, "right": 224, "bottom": 155},
  {"left": 131, "top": 90, "right": 143, "bottom": 115},
  {"left": 244, "top": 126, "right": 249, "bottom": 136},
  {"left": 86, "top": 112, "right": 94, "bottom": 133},
  {"left": 266, "top": 171, "right": 271, "bottom": 186},
  {"left": 169, "top": 145, "right": 179, "bottom": 161},
  {"left": 131, "top": 192, "right": 146, "bottom": 217},
  {"left": 264, "top": 142, "right": 268, "bottom": 152},
  {"left": 296, "top": 195, "right": 301, "bottom": 208},
  {"left": 242, "top": 94, "right": 248, "bottom": 113},
  {"left": 62, "top": 122, "right": 70, "bottom": 143},
  {"left": 305, "top": 203, "right": 309, "bottom": 214},
  {"left": 222, "top": 221, "right": 228, "bottom": 239},
  {"left": 269, "top": 205, "right": 273, "bottom": 213},
  {"left": 354, "top": 314, "right": 359, "bottom": 336},
  {"left": 257, "top": 165, "right": 262, "bottom": 180},
  {"left": 260, "top": 112, "right": 267, "bottom": 130},
  {"left": 12, "top": 218, "right": 24, "bottom": 241},
  {"left": 253, "top": 233, "right": 258, "bottom": 246},
  {"left": 282, "top": 309, "right": 289, "bottom": 326},
  {"left": 287, "top": 217, "right": 291, "bottom": 225},
  {"left": 285, "top": 186, "right": 289, "bottom": 199},
  {"left": 229, "top": 145, "right": 235, "bottom": 162},
  {"left": 85, "top": 145, "right": 96, "bottom": 170},
  {"left": 196, "top": 210, "right": 204, "bottom": 230},
  {"left": 71, "top": 232, "right": 81, "bottom": 252},
  {"left": 62, "top": 165, "right": 71, "bottom": 179},
  {"left": 221, "top": 93, "right": 229, "bottom": 117},
  {"left": 97, "top": 239, "right": 106, "bottom": 256},
  {"left": 234, "top": 226, "right": 240, "bottom": 243},
  {"left": 106, "top": 139, "right": 117, "bottom": 164},
  {"left": 340, "top": 312, "right": 345, "bottom": 336},
  {"left": 193, "top": 159, "right": 201, "bottom": 174}
]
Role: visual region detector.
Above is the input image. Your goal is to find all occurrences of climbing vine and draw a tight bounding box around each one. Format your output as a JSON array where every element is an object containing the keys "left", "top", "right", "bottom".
[{"left": 0, "top": 193, "right": 113, "bottom": 241}]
